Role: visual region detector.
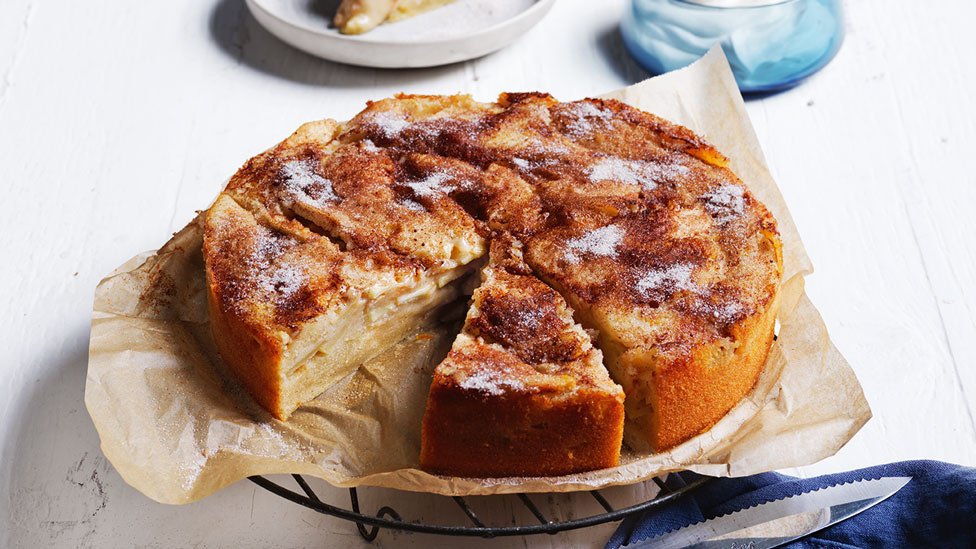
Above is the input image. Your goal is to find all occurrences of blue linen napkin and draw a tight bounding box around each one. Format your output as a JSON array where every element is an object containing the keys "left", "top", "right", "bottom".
[{"left": 607, "top": 460, "right": 976, "bottom": 548}]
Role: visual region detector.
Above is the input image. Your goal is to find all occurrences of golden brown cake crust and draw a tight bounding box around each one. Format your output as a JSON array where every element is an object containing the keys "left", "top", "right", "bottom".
[
  {"left": 421, "top": 373, "right": 626, "bottom": 477},
  {"left": 203, "top": 91, "right": 783, "bottom": 467}
]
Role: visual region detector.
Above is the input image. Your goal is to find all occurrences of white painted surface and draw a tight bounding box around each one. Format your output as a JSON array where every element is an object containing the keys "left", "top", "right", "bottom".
[{"left": 1, "top": 0, "right": 974, "bottom": 546}]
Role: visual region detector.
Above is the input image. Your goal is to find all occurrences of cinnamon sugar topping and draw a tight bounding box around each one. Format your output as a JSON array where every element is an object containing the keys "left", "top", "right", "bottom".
[
  {"left": 280, "top": 158, "right": 338, "bottom": 207},
  {"left": 369, "top": 110, "right": 411, "bottom": 137},
  {"left": 588, "top": 156, "right": 689, "bottom": 191},
  {"left": 402, "top": 170, "right": 454, "bottom": 198},
  {"left": 702, "top": 184, "right": 745, "bottom": 224},
  {"left": 565, "top": 225, "right": 625, "bottom": 264},
  {"left": 636, "top": 263, "right": 697, "bottom": 297},
  {"left": 562, "top": 101, "right": 613, "bottom": 137}
]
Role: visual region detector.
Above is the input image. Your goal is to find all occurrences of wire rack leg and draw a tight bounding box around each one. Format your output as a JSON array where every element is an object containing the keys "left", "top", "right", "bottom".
[
  {"left": 589, "top": 491, "right": 614, "bottom": 513},
  {"left": 452, "top": 497, "right": 487, "bottom": 528},
  {"left": 349, "top": 487, "right": 403, "bottom": 541}
]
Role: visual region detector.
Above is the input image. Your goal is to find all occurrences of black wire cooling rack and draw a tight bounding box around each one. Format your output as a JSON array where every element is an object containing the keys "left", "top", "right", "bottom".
[{"left": 249, "top": 473, "right": 710, "bottom": 541}]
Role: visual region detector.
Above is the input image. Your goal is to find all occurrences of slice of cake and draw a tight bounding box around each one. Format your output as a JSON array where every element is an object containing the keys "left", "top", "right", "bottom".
[
  {"left": 204, "top": 119, "right": 487, "bottom": 420},
  {"left": 420, "top": 235, "right": 625, "bottom": 477},
  {"left": 334, "top": 0, "right": 457, "bottom": 35}
]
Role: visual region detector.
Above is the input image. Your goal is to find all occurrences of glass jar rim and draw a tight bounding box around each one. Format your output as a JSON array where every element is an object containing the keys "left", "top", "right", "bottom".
[{"left": 677, "top": 0, "right": 795, "bottom": 8}]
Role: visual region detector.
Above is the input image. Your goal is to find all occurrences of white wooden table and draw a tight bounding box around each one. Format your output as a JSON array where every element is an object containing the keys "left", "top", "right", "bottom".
[{"left": 2, "top": 0, "right": 974, "bottom": 546}]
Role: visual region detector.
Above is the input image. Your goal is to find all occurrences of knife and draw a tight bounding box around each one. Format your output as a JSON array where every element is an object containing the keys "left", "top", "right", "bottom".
[{"left": 623, "top": 476, "right": 912, "bottom": 548}]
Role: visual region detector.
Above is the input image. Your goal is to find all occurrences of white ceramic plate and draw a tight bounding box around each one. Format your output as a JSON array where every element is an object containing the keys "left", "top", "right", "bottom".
[{"left": 245, "top": 0, "right": 556, "bottom": 68}]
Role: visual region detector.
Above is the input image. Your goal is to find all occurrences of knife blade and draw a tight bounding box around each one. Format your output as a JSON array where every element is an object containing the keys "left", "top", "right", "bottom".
[{"left": 624, "top": 476, "right": 911, "bottom": 549}]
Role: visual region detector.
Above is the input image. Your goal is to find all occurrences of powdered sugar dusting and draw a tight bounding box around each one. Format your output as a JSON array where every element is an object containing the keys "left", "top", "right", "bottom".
[
  {"left": 369, "top": 110, "right": 410, "bottom": 137},
  {"left": 707, "top": 300, "right": 745, "bottom": 323},
  {"left": 459, "top": 369, "right": 503, "bottom": 395},
  {"left": 574, "top": 101, "right": 612, "bottom": 120},
  {"left": 400, "top": 198, "right": 426, "bottom": 212},
  {"left": 405, "top": 171, "right": 453, "bottom": 198},
  {"left": 588, "top": 157, "right": 689, "bottom": 191},
  {"left": 637, "top": 263, "right": 698, "bottom": 296},
  {"left": 280, "top": 159, "right": 338, "bottom": 208},
  {"left": 523, "top": 134, "right": 575, "bottom": 159},
  {"left": 685, "top": 293, "right": 750, "bottom": 325},
  {"left": 588, "top": 157, "right": 643, "bottom": 186},
  {"left": 510, "top": 155, "right": 561, "bottom": 173},
  {"left": 251, "top": 225, "right": 292, "bottom": 265},
  {"left": 703, "top": 184, "right": 745, "bottom": 224},
  {"left": 563, "top": 101, "right": 613, "bottom": 137},
  {"left": 511, "top": 306, "right": 546, "bottom": 331},
  {"left": 232, "top": 225, "right": 308, "bottom": 307},
  {"left": 396, "top": 168, "right": 461, "bottom": 210},
  {"left": 265, "top": 262, "right": 306, "bottom": 299},
  {"left": 635, "top": 262, "right": 750, "bottom": 324},
  {"left": 565, "top": 224, "right": 625, "bottom": 264}
]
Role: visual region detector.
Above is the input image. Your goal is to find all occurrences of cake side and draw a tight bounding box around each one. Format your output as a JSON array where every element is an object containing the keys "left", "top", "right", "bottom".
[
  {"left": 421, "top": 354, "right": 625, "bottom": 477},
  {"left": 648, "top": 288, "right": 780, "bottom": 450}
]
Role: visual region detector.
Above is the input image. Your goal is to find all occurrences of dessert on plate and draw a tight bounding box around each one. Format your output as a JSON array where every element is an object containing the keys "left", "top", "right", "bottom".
[
  {"left": 202, "top": 92, "right": 783, "bottom": 476},
  {"left": 334, "top": 0, "right": 457, "bottom": 34}
]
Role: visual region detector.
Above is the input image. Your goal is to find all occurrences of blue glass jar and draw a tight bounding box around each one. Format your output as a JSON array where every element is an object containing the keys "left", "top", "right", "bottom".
[{"left": 621, "top": 0, "right": 844, "bottom": 93}]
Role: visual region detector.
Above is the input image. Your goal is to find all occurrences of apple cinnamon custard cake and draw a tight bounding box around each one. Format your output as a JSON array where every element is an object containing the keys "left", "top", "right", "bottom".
[{"left": 202, "top": 92, "right": 782, "bottom": 476}]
